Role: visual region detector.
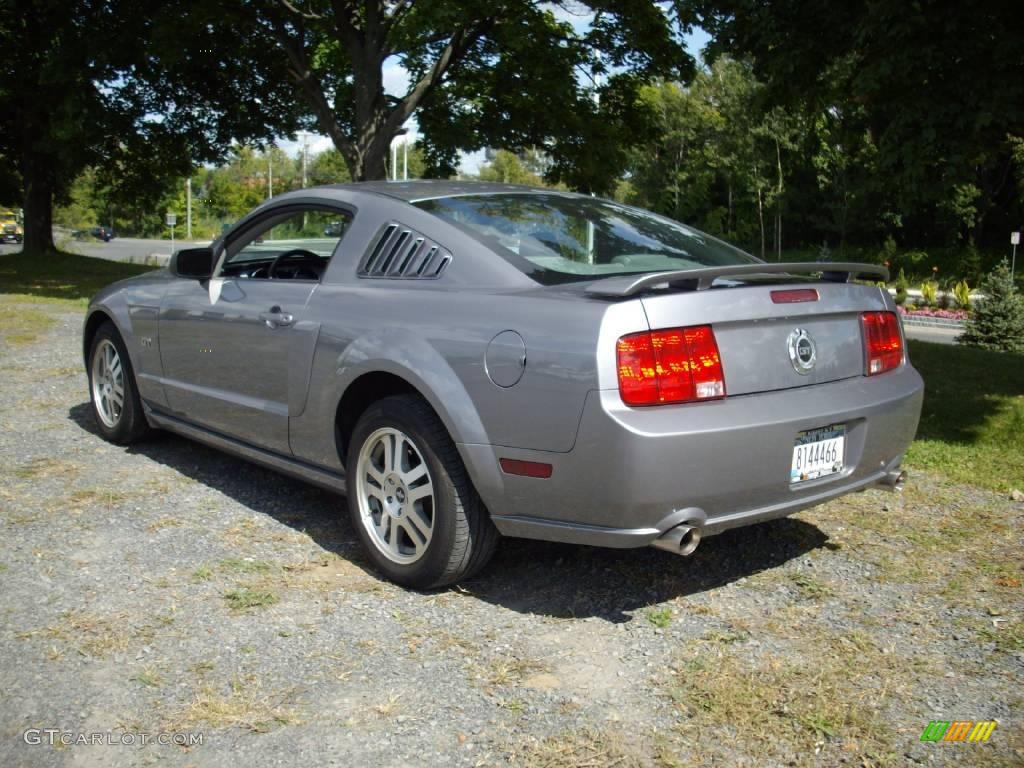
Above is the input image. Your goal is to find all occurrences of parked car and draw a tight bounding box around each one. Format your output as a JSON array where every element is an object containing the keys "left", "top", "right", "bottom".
[
  {"left": 83, "top": 181, "right": 923, "bottom": 588},
  {"left": 0, "top": 209, "right": 23, "bottom": 243},
  {"left": 89, "top": 226, "right": 114, "bottom": 242}
]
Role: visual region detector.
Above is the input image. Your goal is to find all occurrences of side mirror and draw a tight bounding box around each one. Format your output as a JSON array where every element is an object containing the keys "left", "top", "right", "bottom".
[{"left": 170, "top": 247, "right": 216, "bottom": 280}]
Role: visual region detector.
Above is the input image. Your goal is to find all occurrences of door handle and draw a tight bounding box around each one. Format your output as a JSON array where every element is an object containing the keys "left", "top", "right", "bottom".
[{"left": 259, "top": 306, "right": 294, "bottom": 329}]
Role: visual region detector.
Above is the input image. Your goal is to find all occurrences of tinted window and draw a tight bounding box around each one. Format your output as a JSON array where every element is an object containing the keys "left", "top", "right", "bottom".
[{"left": 414, "top": 193, "right": 759, "bottom": 284}]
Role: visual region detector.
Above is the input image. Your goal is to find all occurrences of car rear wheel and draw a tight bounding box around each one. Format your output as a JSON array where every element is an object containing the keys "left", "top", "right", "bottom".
[
  {"left": 347, "top": 395, "right": 498, "bottom": 589},
  {"left": 88, "top": 321, "right": 150, "bottom": 445}
]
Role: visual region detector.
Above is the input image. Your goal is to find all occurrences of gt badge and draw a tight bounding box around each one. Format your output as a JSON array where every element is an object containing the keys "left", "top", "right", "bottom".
[{"left": 787, "top": 328, "right": 816, "bottom": 375}]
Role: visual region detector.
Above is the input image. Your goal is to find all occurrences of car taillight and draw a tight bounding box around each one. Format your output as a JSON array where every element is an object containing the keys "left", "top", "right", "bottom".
[
  {"left": 861, "top": 311, "right": 903, "bottom": 375},
  {"left": 616, "top": 325, "right": 725, "bottom": 406}
]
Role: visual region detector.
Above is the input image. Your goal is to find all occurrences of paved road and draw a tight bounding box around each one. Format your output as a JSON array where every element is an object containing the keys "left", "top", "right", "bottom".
[
  {"left": 0, "top": 237, "right": 204, "bottom": 266},
  {"left": 903, "top": 324, "right": 961, "bottom": 345},
  {"left": 66, "top": 236, "right": 203, "bottom": 265}
]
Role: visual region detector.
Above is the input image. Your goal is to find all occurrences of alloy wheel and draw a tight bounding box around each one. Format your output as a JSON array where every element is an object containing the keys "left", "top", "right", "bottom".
[
  {"left": 91, "top": 338, "right": 125, "bottom": 429},
  {"left": 355, "top": 427, "right": 435, "bottom": 564}
]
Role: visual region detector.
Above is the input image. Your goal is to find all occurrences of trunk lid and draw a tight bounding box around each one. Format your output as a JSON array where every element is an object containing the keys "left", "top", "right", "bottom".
[{"left": 637, "top": 282, "right": 890, "bottom": 396}]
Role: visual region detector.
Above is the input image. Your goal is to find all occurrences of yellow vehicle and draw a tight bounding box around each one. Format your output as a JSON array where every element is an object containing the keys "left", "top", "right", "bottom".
[{"left": 0, "top": 209, "right": 23, "bottom": 244}]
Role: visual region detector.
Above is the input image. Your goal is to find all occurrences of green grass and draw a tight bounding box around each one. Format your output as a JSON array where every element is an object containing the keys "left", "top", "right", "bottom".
[
  {"left": 906, "top": 340, "right": 1024, "bottom": 492},
  {"left": 219, "top": 558, "right": 274, "bottom": 574},
  {"left": 0, "top": 301, "right": 58, "bottom": 344},
  {"left": 0, "top": 249, "right": 156, "bottom": 305},
  {"left": 646, "top": 607, "right": 672, "bottom": 628},
  {"left": 223, "top": 588, "right": 279, "bottom": 612}
]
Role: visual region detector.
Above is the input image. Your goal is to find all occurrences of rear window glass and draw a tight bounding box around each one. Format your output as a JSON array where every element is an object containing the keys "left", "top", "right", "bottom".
[{"left": 413, "top": 193, "right": 759, "bottom": 284}]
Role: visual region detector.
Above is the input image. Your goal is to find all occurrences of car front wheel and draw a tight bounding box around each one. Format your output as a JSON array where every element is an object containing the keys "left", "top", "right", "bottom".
[
  {"left": 347, "top": 395, "right": 498, "bottom": 589},
  {"left": 87, "top": 321, "right": 150, "bottom": 444}
]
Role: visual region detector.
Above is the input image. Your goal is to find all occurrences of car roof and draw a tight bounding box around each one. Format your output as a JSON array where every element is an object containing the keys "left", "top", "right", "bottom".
[{"left": 319, "top": 179, "right": 578, "bottom": 203}]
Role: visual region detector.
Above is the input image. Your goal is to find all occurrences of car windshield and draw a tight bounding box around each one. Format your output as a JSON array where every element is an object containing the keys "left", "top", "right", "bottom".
[{"left": 413, "top": 193, "right": 760, "bottom": 284}]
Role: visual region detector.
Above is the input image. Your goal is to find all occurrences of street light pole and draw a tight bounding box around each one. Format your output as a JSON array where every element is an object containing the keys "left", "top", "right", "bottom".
[
  {"left": 186, "top": 178, "right": 192, "bottom": 240},
  {"left": 301, "top": 132, "right": 309, "bottom": 188},
  {"left": 1012, "top": 231, "right": 1020, "bottom": 281},
  {"left": 268, "top": 155, "right": 273, "bottom": 199}
]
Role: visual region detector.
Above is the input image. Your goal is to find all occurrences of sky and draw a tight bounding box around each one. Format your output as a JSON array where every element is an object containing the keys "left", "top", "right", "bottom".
[{"left": 278, "top": 21, "right": 711, "bottom": 176}]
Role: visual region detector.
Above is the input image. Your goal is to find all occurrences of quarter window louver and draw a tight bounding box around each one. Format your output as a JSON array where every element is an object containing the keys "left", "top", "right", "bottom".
[{"left": 359, "top": 223, "right": 451, "bottom": 279}]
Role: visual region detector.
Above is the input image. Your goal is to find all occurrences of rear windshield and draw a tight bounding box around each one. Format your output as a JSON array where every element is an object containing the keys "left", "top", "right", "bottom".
[{"left": 413, "top": 193, "right": 759, "bottom": 284}]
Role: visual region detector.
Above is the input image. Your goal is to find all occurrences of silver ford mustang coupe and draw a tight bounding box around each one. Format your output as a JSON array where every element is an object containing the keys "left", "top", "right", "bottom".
[{"left": 84, "top": 181, "right": 923, "bottom": 588}]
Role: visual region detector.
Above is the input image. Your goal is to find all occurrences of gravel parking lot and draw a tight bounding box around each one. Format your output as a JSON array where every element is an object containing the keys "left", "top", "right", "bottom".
[{"left": 1, "top": 297, "right": 1021, "bottom": 767}]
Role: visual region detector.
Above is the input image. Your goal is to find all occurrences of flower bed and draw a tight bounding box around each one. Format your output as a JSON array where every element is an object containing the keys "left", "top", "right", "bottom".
[{"left": 896, "top": 306, "right": 969, "bottom": 321}]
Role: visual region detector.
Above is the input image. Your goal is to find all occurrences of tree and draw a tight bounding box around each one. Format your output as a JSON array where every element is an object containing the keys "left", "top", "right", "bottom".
[
  {"left": 0, "top": 0, "right": 294, "bottom": 252},
  {"left": 689, "top": 0, "right": 1024, "bottom": 247},
  {"left": 959, "top": 260, "right": 1024, "bottom": 353},
  {"left": 0, "top": 0, "right": 142, "bottom": 251},
  {"left": 187, "top": 1, "right": 695, "bottom": 187},
  {"left": 478, "top": 150, "right": 543, "bottom": 186},
  {"left": 308, "top": 149, "right": 353, "bottom": 186}
]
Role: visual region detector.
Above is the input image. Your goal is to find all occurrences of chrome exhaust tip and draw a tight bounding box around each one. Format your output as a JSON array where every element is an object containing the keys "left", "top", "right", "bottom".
[
  {"left": 651, "top": 523, "right": 702, "bottom": 557},
  {"left": 879, "top": 469, "right": 907, "bottom": 493}
]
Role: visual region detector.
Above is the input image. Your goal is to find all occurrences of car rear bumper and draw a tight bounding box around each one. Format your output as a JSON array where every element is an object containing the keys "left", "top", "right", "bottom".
[{"left": 465, "top": 365, "right": 924, "bottom": 548}]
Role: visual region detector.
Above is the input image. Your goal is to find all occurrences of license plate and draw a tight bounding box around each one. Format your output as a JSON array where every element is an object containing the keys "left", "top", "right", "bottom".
[{"left": 791, "top": 424, "right": 846, "bottom": 483}]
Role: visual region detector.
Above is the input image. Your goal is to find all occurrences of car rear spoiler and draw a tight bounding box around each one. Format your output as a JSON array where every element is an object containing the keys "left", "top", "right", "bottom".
[{"left": 584, "top": 262, "right": 889, "bottom": 297}]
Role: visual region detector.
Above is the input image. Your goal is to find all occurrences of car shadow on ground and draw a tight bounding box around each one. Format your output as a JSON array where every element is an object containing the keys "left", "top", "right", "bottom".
[{"left": 69, "top": 402, "right": 833, "bottom": 622}]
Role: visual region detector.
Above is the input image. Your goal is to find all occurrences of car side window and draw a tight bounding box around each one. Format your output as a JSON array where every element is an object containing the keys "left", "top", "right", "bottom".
[{"left": 218, "top": 208, "right": 352, "bottom": 281}]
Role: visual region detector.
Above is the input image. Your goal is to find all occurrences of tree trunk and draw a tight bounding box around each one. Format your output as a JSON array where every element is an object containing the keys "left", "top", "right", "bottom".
[
  {"left": 22, "top": 152, "right": 56, "bottom": 253},
  {"left": 727, "top": 182, "right": 733, "bottom": 235},
  {"left": 775, "top": 138, "right": 783, "bottom": 260},
  {"left": 756, "top": 186, "right": 765, "bottom": 260}
]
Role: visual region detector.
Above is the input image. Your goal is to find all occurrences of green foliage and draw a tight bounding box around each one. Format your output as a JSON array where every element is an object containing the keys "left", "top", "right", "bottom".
[
  {"left": 919, "top": 281, "right": 938, "bottom": 307},
  {"left": 308, "top": 149, "right": 352, "bottom": 186},
  {"left": 1, "top": 0, "right": 295, "bottom": 250},
  {"left": 174, "top": 1, "right": 693, "bottom": 187},
  {"left": 478, "top": 150, "right": 543, "bottom": 186},
  {"left": 624, "top": 58, "right": 803, "bottom": 255},
  {"left": 891, "top": 250, "right": 928, "bottom": 276},
  {"left": 697, "top": 1, "right": 1024, "bottom": 235},
  {"left": 959, "top": 260, "right": 1024, "bottom": 353},
  {"left": 878, "top": 236, "right": 898, "bottom": 267},
  {"left": 894, "top": 269, "right": 909, "bottom": 306},
  {"left": 953, "top": 280, "right": 972, "bottom": 311},
  {"left": 960, "top": 243, "right": 983, "bottom": 283}
]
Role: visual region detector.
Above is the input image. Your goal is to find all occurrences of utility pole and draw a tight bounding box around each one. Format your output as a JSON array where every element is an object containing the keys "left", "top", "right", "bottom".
[
  {"left": 391, "top": 128, "right": 409, "bottom": 181},
  {"left": 186, "top": 178, "right": 192, "bottom": 239},
  {"left": 402, "top": 137, "right": 408, "bottom": 181},
  {"left": 268, "top": 154, "right": 273, "bottom": 199},
  {"left": 300, "top": 132, "right": 309, "bottom": 188}
]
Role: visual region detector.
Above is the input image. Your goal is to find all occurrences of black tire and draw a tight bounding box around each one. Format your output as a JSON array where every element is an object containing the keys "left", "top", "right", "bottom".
[
  {"left": 346, "top": 395, "right": 498, "bottom": 589},
  {"left": 87, "top": 321, "right": 150, "bottom": 445}
]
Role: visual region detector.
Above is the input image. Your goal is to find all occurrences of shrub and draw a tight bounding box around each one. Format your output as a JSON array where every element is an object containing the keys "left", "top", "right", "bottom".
[
  {"left": 892, "top": 249, "right": 928, "bottom": 276},
  {"left": 894, "top": 269, "right": 909, "bottom": 306},
  {"left": 878, "top": 235, "right": 898, "bottom": 267},
  {"left": 959, "top": 260, "right": 1024, "bottom": 352},
  {"left": 937, "top": 291, "right": 952, "bottom": 310},
  {"left": 953, "top": 280, "right": 972, "bottom": 310},
  {"left": 920, "top": 280, "right": 938, "bottom": 307}
]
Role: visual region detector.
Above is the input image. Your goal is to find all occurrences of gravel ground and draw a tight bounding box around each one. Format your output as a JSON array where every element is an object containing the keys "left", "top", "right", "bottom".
[{"left": 0, "top": 299, "right": 1021, "bottom": 767}]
